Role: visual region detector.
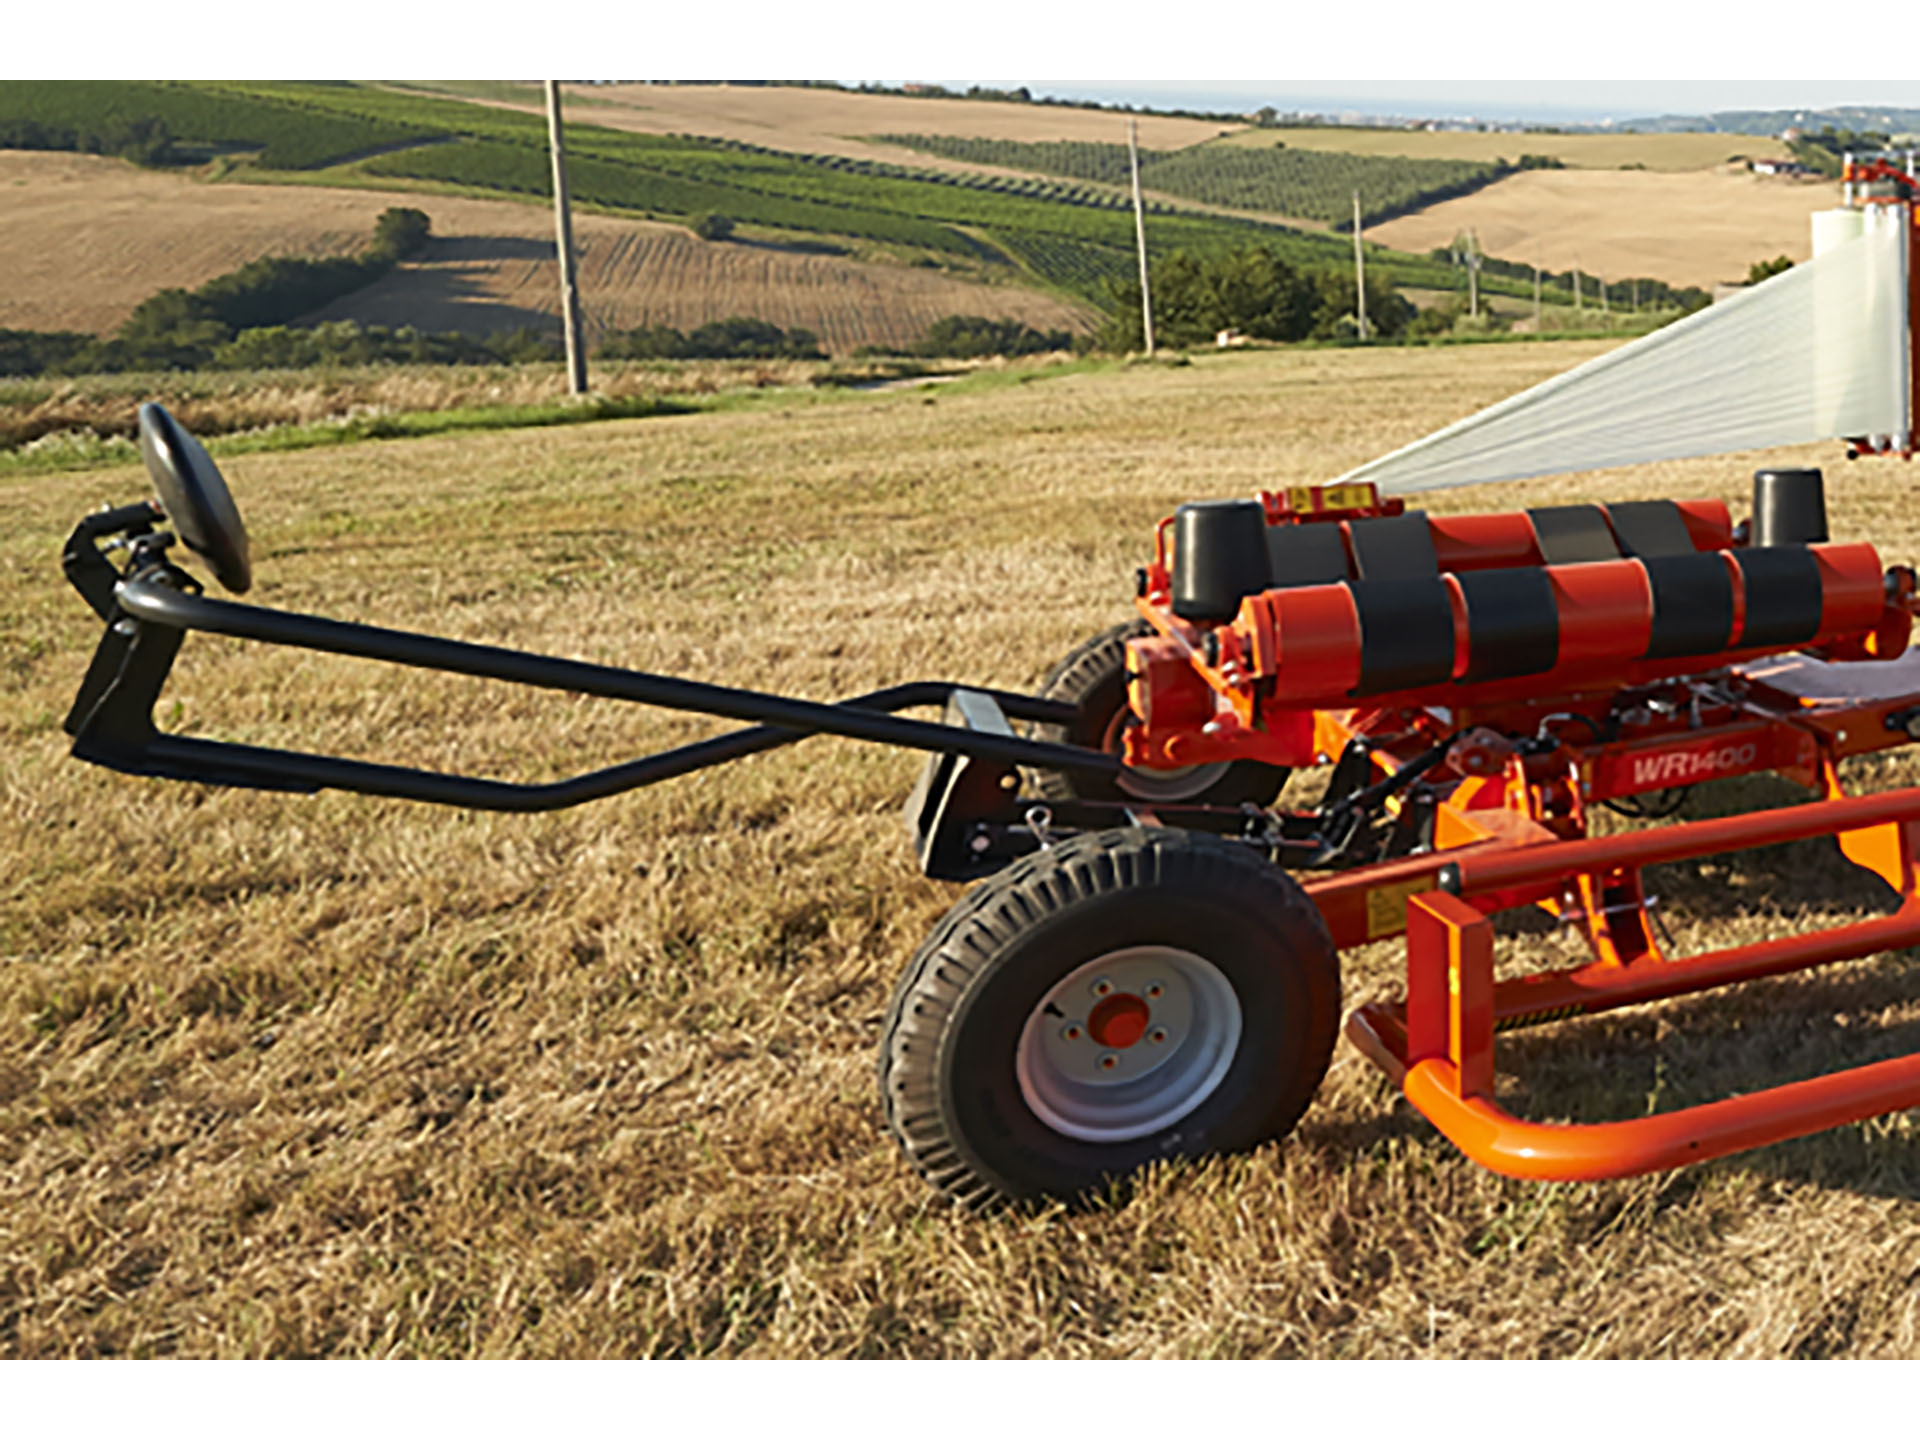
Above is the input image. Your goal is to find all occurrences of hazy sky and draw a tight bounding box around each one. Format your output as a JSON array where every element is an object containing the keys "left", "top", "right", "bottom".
[{"left": 960, "top": 80, "right": 1920, "bottom": 125}]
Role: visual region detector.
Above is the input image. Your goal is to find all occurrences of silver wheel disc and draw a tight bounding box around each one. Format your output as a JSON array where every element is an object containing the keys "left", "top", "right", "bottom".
[
  {"left": 1015, "top": 945, "right": 1243, "bottom": 1143},
  {"left": 1099, "top": 710, "right": 1231, "bottom": 802}
]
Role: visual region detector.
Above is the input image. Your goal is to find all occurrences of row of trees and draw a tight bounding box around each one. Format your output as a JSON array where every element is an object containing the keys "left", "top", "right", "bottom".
[
  {"left": 1100, "top": 243, "right": 1416, "bottom": 349},
  {"left": 3, "top": 208, "right": 433, "bottom": 375},
  {"left": 0, "top": 113, "right": 176, "bottom": 166}
]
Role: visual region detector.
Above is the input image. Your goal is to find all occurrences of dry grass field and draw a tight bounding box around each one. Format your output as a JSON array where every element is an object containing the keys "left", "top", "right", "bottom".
[
  {"left": 0, "top": 152, "right": 1091, "bottom": 351},
  {"left": 499, "top": 84, "right": 1241, "bottom": 168},
  {"left": 1368, "top": 167, "right": 1842, "bottom": 288},
  {"left": 1223, "top": 127, "right": 1758, "bottom": 172},
  {"left": 8, "top": 344, "right": 1920, "bottom": 1358}
]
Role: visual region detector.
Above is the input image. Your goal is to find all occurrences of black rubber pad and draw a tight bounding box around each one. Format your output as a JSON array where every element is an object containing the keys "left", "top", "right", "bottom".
[
  {"left": 1529, "top": 505, "right": 1621, "bottom": 565},
  {"left": 1455, "top": 567, "right": 1560, "bottom": 682},
  {"left": 1606, "top": 500, "right": 1697, "bottom": 558},
  {"left": 1732, "top": 546, "right": 1825, "bottom": 649},
  {"left": 1265, "top": 522, "right": 1352, "bottom": 588},
  {"left": 1350, "top": 577, "right": 1457, "bottom": 695},
  {"left": 1642, "top": 552, "right": 1734, "bottom": 659},
  {"left": 1347, "top": 512, "right": 1438, "bottom": 580}
]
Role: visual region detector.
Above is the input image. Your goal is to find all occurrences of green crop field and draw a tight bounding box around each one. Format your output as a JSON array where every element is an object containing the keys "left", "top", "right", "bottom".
[
  {"left": 1216, "top": 126, "right": 1754, "bottom": 173},
  {"left": 0, "top": 83, "right": 1533, "bottom": 310},
  {"left": 879, "top": 134, "right": 1507, "bottom": 227}
]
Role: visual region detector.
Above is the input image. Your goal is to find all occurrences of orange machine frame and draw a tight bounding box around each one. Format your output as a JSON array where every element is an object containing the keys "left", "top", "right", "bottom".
[{"left": 1124, "top": 481, "right": 1920, "bottom": 1182}]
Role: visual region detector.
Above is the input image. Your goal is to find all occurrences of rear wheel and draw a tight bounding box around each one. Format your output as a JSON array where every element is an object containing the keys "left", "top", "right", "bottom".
[
  {"left": 878, "top": 827, "right": 1340, "bottom": 1210},
  {"left": 1028, "top": 621, "right": 1288, "bottom": 806}
]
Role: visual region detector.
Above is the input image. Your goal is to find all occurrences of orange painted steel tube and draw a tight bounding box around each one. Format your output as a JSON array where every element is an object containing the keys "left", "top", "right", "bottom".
[
  {"left": 1492, "top": 904, "right": 1920, "bottom": 1021},
  {"left": 1402, "top": 1052, "right": 1920, "bottom": 1182},
  {"left": 1446, "top": 783, "right": 1920, "bottom": 895}
]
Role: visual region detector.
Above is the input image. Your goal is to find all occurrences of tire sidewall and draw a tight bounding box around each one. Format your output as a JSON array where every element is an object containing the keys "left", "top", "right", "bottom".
[{"left": 934, "top": 847, "right": 1333, "bottom": 1204}]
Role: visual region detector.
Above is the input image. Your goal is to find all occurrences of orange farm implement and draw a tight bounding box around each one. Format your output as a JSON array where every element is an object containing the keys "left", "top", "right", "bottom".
[{"left": 59, "top": 403, "right": 1920, "bottom": 1210}]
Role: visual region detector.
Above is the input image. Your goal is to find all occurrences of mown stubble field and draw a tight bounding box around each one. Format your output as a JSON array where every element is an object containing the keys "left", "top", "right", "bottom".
[
  {"left": 0, "top": 151, "right": 1091, "bottom": 352},
  {"left": 6, "top": 344, "right": 1920, "bottom": 1357}
]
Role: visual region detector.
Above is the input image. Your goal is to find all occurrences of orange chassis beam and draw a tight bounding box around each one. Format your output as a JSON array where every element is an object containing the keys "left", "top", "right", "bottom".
[{"left": 1339, "top": 784, "right": 1920, "bottom": 1180}]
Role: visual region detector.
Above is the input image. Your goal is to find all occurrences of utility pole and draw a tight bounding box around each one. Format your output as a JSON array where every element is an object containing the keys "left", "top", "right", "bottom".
[
  {"left": 1599, "top": 272, "right": 1608, "bottom": 320},
  {"left": 1127, "top": 117, "right": 1154, "bottom": 355},
  {"left": 1533, "top": 263, "right": 1542, "bottom": 331},
  {"left": 1467, "top": 229, "right": 1479, "bottom": 320},
  {"left": 1573, "top": 264, "right": 1582, "bottom": 314},
  {"left": 546, "top": 80, "right": 588, "bottom": 396},
  {"left": 1352, "top": 191, "right": 1368, "bottom": 341}
]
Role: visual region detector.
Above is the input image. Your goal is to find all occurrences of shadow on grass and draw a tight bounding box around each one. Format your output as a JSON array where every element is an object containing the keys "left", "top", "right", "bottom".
[{"left": 1316, "top": 768, "right": 1920, "bottom": 1201}]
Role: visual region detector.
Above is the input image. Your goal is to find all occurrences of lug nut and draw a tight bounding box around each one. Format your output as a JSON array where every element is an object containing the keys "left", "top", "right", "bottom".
[
  {"left": 1062, "top": 1024, "right": 1083, "bottom": 1041},
  {"left": 1099, "top": 1053, "right": 1119, "bottom": 1070},
  {"left": 1149, "top": 1028, "right": 1169, "bottom": 1044},
  {"left": 1145, "top": 983, "right": 1163, "bottom": 999},
  {"left": 1091, "top": 978, "right": 1112, "bottom": 997}
]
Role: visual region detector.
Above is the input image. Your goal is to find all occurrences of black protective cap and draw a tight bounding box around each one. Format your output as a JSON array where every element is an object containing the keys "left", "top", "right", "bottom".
[{"left": 137, "top": 402, "right": 251, "bottom": 594}]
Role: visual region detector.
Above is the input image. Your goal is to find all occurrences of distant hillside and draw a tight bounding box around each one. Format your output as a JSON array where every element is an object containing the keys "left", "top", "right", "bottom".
[
  {"left": 0, "top": 152, "right": 1095, "bottom": 355},
  {"left": 1623, "top": 106, "right": 1920, "bottom": 137},
  {"left": 0, "top": 80, "right": 1512, "bottom": 316}
]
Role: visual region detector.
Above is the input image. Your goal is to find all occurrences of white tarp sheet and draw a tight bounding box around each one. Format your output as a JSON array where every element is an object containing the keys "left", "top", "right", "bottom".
[{"left": 1337, "top": 205, "right": 1911, "bottom": 495}]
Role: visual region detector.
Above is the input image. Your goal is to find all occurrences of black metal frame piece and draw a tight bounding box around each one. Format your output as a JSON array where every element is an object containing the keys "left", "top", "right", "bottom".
[{"left": 64, "top": 543, "right": 1122, "bottom": 814}]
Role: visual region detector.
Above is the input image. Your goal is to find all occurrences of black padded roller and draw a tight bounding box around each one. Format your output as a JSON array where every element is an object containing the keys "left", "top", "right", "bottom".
[
  {"left": 1349, "top": 577, "right": 1457, "bottom": 695},
  {"left": 1265, "top": 522, "right": 1351, "bottom": 588},
  {"left": 1732, "top": 546, "right": 1825, "bottom": 649},
  {"left": 1605, "top": 500, "right": 1697, "bottom": 558},
  {"left": 1172, "top": 499, "right": 1270, "bottom": 621},
  {"left": 1346, "top": 512, "right": 1437, "bottom": 580},
  {"left": 1529, "top": 504, "right": 1620, "bottom": 565},
  {"left": 1642, "top": 552, "right": 1734, "bottom": 659},
  {"left": 1455, "top": 567, "right": 1559, "bottom": 682}
]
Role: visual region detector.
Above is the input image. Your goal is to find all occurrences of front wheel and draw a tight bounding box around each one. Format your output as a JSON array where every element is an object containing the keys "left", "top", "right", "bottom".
[
  {"left": 1028, "top": 621, "right": 1288, "bottom": 806},
  {"left": 878, "top": 827, "right": 1340, "bottom": 1210}
]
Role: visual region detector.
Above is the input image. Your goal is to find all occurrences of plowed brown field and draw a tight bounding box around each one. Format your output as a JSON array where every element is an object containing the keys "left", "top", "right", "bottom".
[
  {"left": 0, "top": 152, "right": 1095, "bottom": 353},
  {"left": 1367, "top": 166, "right": 1842, "bottom": 288}
]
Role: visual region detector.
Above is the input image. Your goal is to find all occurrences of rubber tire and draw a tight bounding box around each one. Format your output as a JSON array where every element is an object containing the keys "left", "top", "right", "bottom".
[
  {"left": 1028, "top": 620, "right": 1289, "bottom": 806},
  {"left": 879, "top": 827, "right": 1340, "bottom": 1211}
]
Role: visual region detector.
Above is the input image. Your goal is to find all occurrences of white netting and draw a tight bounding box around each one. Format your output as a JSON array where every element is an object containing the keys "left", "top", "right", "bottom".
[{"left": 1338, "top": 206, "right": 1912, "bottom": 495}]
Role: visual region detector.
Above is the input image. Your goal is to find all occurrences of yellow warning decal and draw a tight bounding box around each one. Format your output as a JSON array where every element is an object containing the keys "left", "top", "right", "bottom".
[
  {"left": 1365, "top": 877, "right": 1433, "bottom": 940},
  {"left": 1318, "top": 483, "right": 1378, "bottom": 512}
]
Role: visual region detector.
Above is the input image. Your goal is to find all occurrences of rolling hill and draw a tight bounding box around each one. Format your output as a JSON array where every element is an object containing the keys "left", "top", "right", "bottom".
[{"left": 0, "top": 151, "right": 1095, "bottom": 354}]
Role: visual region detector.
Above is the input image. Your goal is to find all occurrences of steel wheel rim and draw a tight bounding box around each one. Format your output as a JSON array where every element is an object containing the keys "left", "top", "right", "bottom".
[
  {"left": 1099, "top": 710, "right": 1231, "bottom": 802},
  {"left": 1015, "top": 945, "right": 1243, "bottom": 1143}
]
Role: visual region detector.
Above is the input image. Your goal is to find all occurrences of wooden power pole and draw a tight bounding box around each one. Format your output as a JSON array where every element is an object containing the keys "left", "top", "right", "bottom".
[
  {"left": 1352, "top": 191, "right": 1368, "bottom": 341},
  {"left": 1127, "top": 117, "right": 1154, "bottom": 355},
  {"left": 545, "top": 80, "right": 588, "bottom": 396},
  {"left": 1467, "top": 229, "right": 1479, "bottom": 319},
  {"left": 1533, "top": 264, "right": 1542, "bottom": 330}
]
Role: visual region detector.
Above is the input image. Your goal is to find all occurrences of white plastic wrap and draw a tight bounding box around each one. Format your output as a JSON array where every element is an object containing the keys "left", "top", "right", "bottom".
[{"left": 1338, "top": 206, "right": 1912, "bottom": 495}]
